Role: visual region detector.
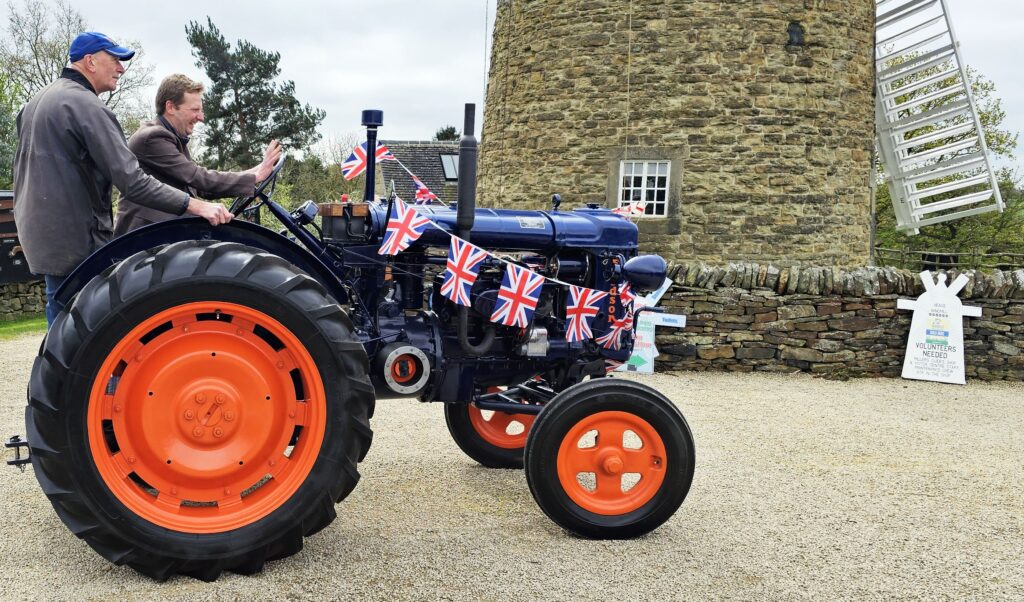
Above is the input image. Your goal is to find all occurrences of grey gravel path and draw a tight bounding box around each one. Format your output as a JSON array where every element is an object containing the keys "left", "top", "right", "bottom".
[{"left": 0, "top": 330, "right": 1021, "bottom": 601}]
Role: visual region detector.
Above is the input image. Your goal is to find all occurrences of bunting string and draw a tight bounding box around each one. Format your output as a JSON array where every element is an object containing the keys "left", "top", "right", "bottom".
[{"left": 367, "top": 196, "right": 638, "bottom": 345}]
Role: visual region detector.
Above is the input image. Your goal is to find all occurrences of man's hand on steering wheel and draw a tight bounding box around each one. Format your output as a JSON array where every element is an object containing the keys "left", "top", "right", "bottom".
[
  {"left": 252, "top": 140, "right": 282, "bottom": 182},
  {"left": 231, "top": 153, "right": 286, "bottom": 215}
]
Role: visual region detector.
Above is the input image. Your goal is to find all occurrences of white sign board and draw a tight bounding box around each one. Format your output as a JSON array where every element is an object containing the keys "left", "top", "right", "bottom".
[
  {"left": 897, "top": 271, "right": 981, "bottom": 385},
  {"left": 615, "top": 278, "right": 687, "bottom": 374}
]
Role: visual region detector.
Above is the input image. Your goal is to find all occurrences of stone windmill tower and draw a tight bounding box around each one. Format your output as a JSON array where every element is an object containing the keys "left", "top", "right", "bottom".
[{"left": 478, "top": 0, "right": 876, "bottom": 267}]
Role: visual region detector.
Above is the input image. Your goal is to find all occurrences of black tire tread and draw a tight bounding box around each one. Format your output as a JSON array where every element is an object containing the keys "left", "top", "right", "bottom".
[{"left": 26, "top": 241, "right": 375, "bottom": 581}]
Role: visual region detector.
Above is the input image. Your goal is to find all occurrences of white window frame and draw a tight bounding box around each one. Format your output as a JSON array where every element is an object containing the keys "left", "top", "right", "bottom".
[{"left": 617, "top": 160, "right": 670, "bottom": 218}]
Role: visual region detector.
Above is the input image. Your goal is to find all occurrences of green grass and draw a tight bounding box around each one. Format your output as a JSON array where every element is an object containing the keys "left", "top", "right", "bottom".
[{"left": 0, "top": 314, "right": 47, "bottom": 340}]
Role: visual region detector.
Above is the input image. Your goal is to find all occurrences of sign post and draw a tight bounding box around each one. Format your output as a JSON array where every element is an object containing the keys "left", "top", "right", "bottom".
[{"left": 897, "top": 271, "right": 981, "bottom": 385}]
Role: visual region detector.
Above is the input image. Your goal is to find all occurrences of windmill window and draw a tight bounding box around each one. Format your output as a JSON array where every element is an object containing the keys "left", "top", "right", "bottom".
[
  {"left": 440, "top": 154, "right": 459, "bottom": 180},
  {"left": 618, "top": 160, "right": 669, "bottom": 217}
]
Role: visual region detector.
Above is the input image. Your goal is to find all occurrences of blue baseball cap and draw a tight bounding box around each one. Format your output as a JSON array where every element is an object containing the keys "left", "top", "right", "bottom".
[{"left": 68, "top": 32, "right": 135, "bottom": 62}]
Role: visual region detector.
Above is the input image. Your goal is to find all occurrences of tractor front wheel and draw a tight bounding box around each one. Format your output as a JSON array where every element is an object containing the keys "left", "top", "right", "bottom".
[
  {"left": 26, "top": 241, "right": 374, "bottom": 581},
  {"left": 524, "top": 379, "right": 694, "bottom": 538},
  {"left": 444, "top": 391, "right": 536, "bottom": 468}
]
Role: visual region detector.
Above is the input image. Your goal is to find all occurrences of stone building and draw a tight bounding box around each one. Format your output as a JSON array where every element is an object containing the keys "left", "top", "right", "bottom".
[{"left": 478, "top": 0, "right": 876, "bottom": 267}]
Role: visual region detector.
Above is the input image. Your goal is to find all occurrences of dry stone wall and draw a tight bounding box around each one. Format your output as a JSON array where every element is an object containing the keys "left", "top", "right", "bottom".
[
  {"left": 0, "top": 281, "right": 44, "bottom": 321},
  {"left": 481, "top": 0, "right": 876, "bottom": 267},
  {"left": 655, "top": 263, "right": 1024, "bottom": 381}
]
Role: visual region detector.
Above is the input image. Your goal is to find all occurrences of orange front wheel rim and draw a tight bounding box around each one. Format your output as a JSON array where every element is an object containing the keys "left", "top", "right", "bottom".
[
  {"left": 556, "top": 411, "right": 667, "bottom": 515},
  {"left": 86, "top": 302, "right": 327, "bottom": 534},
  {"left": 467, "top": 405, "right": 535, "bottom": 449}
]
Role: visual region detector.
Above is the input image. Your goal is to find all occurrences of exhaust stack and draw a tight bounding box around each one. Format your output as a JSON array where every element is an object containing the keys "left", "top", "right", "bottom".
[{"left": 456, "top": 103, "right": 477, "bottom": 240}]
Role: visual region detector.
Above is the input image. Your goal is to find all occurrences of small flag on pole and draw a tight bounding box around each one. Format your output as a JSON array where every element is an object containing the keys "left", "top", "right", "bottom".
[
  {"left": 490, "top": 263, "right": 545, "bottom": 328},
  {"left": 341, "top": 141, "right": 396, "bottom": 180},
  {"left": 378, "top": 197, "right": 431, "bottom": 256},
  {"left": 412, "top": 175, "right": 439, "bottom": 205},
  {"left": 565, "top": 286, "right": 608, "bottom": 343},
  {"left": 440, "top": 237, "right": 489, "bottom": 306}
]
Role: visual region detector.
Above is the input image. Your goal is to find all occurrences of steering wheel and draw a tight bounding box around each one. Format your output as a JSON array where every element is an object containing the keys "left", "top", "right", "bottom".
[{"left": 229, "top": 154, "right": 286, "bottom": 215}]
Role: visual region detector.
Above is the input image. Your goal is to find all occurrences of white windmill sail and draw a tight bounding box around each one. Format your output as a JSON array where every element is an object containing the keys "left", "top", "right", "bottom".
[{"left": 875, "top": 0, "right": 1003, "bottom": 233}]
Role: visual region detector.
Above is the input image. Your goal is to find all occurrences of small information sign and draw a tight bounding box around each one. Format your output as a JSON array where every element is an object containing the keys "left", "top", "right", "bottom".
[
  {"left": 615, "top": 278, "right": 687, "bottom": 374},
  {"left": 897, "top": 271, "right": 981, "bottom": 385}
]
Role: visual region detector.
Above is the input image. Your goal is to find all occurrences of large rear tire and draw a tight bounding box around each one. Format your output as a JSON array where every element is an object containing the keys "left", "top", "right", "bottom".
[
  {"left": 26, "top": 241, "right": 375, "bottom": 581},
  {"left": 524, "top": 379, "right": 694, "bottom": 539}
]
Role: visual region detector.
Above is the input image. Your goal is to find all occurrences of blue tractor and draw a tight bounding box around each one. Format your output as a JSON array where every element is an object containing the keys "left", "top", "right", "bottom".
[{"left": 18, "top": 106, "right": 695, "bottom": 580}]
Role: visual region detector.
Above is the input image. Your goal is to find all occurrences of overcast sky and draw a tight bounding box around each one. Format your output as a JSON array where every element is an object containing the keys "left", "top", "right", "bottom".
[{"left": 63, "top": 0, "right": 1021, "bottom": 167}]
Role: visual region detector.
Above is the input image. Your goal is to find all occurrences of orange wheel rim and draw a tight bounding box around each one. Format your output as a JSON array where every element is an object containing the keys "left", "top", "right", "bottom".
[
  {"left": 467, "top": 405, "right": 535, "bottom": 449},
  {"left": 86, "top": 301, "right": 326, "bottom": 534},
  {"left": 556, "top": 411, "right": 667, "bottom": 515}
]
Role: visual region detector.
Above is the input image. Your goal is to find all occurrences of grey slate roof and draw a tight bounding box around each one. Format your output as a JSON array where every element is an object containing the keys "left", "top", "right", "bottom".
[{"left": 378, "top": 140, "right": 459, "bottom": 204}]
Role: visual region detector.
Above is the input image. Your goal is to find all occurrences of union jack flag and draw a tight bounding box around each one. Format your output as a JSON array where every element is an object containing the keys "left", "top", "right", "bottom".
[
  {"left": 378, "top": 197, "right": 432, "bottom": 256},
  {"left": 565, "top": 285, "right": 608, "bottom": 343},
  {"left": 618, "top": 282, "right": 635, "bottom": 310},
  {"left": 412, "top": 175, "right": 438, "bottom": 205},
  {"left": 612, "top": 200, "right": 648, "bottom": 217},
  {"left": 341, "top": 141, "right": 396, "bottom": 181},
  {"left": 440, "top": 237, "right": 489, "bottom": 306},
  {"left": 595, "top": 312, "right": 634, "bottom": 350},
  {"left": 490, "top": 263, "right": 545, "bottom": 328}
]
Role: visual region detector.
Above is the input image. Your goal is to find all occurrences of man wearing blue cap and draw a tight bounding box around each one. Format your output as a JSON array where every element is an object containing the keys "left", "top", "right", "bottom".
[{"left": 13, "top": 32, "right": 234, "bottom": 325}]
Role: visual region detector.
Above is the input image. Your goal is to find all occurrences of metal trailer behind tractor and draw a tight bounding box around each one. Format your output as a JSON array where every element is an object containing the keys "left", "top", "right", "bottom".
[{"left": 6, "top": 106, "right": 695, "bottom": 581}]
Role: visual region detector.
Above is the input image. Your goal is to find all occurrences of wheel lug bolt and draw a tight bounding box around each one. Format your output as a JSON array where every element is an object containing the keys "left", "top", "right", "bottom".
[
  {"left": 269, "top": 459, "right": 276, "bottom": 467},
  {"left": 276, "top": 361, "right": 285, "bottom": 369},
  {"left": 215, "top": 394, "right": 224, "bottom": 405},
  {"left": 184, "top": 410, "right": 194, "bottom": 420},
  {"left": 113, "top": 404, "right": 122, "bottom": 413},
  {"left": 288, "top": 411, "right": 296, "bottom": 419},
  {"left": 196, "top": 393, "right": 206, "bottom": 404},
  {"left": 183, "top": 326, "right": 189, "bottom": 333},
  {"left": 127, "top": 456, "right": 136, "bottom": 464},
  {"left": 192, "top": 427, "right": 204, "bottom": 438},
  {"left": 236, "top": 328, "right": 244, "bottom": 336},
  {"left": 224, "top": 411, "right": 234, "bottom": 421},
  {"left": 224, "top": 488, "right": 231, "bottom": 495},
  {"left": 171, "top": 487, "right": 178, "bottom": 495},
  {"left": 213, "top": 427, "right": 224, "bottom": 438}
]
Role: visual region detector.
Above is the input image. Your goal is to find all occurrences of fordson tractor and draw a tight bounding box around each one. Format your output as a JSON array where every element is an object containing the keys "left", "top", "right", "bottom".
[{"left": 11, "top": 106, "right": 695, "bottom": 581}]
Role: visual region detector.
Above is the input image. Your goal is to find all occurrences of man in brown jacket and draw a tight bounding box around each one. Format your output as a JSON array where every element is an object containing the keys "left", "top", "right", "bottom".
[
  {"left": 14, "top": 33, "right": 232, "bottom": 324},
  {"left": 115, "top": 74, "right": 281, "bottom": 235}
]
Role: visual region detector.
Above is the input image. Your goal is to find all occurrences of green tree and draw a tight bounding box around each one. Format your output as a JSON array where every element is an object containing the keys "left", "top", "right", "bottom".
[
  {"left": 874, "top": 68, "right": 1022, "bottom": 260},
  {"left": 433, "top": 125, "right": 459, "bottom": 141},
  {"left": 0, "top": 71, "right": 18, "bottom": 188},
  {"left": 185, "top": 18, "right": 325, "bottom": 170},
  {"left": 0, "top": 0, "right": 154, "bottom": 129}
]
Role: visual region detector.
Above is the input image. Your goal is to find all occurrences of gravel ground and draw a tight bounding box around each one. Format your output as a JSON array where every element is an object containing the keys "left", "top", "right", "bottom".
[{"left": 0, "top": 330, "right": 1022, "bottom": 601}]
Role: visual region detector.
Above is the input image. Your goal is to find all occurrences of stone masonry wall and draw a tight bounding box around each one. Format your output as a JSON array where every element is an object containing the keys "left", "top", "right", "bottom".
[
  {"left": 0, "top": 280, "right": 44, "bottom": 321},
  {"left": 654, "top": 263, "right": 1024, "bottom": 381},
  {"left": 481, "top": 0, "right": 876, "bottom": 267}
]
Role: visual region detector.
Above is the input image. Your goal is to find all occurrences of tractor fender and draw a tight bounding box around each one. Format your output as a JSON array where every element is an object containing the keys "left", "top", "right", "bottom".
[{"left": 55, "top": 217, "right": 347, "bottom": 306}]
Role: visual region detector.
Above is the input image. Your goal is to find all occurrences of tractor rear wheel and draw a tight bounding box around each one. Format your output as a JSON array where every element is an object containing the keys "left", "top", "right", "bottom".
[
  {"left": 26, "top": 241, "right": 374, "bottom": 581},
  {"left": 524, "top": 379, "right": 694, "bottom": 538}
]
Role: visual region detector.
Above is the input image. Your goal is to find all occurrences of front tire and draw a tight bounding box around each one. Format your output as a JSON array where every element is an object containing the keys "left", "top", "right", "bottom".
[
  {"left": 26, "top": 241, "right": 374, "bottom": 581},
  {"left": 444, "top": 399, "right": 535, "bottom": 469},
  {"left": 524, "top": 379, "right": 694, "bottom": 539}
]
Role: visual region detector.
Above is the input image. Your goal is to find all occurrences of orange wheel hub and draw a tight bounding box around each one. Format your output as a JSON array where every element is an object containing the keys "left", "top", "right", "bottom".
[
  {"left": 467, "top": 405, "right": 535, "bottom": 449},
  {"left": 390, "top": 354, "right": 419, "bottom": 384},
  {"left": 556, "top": 411, "right": 667, "bottom": 515},
  {"left": 86, "top": 302, "right": 326, "bottom": 533}
]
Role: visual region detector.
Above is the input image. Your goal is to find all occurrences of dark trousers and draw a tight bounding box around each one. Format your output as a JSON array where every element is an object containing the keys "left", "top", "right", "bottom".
[{"left": 44, "top": 274, "right": 67, "bottom": 326}]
